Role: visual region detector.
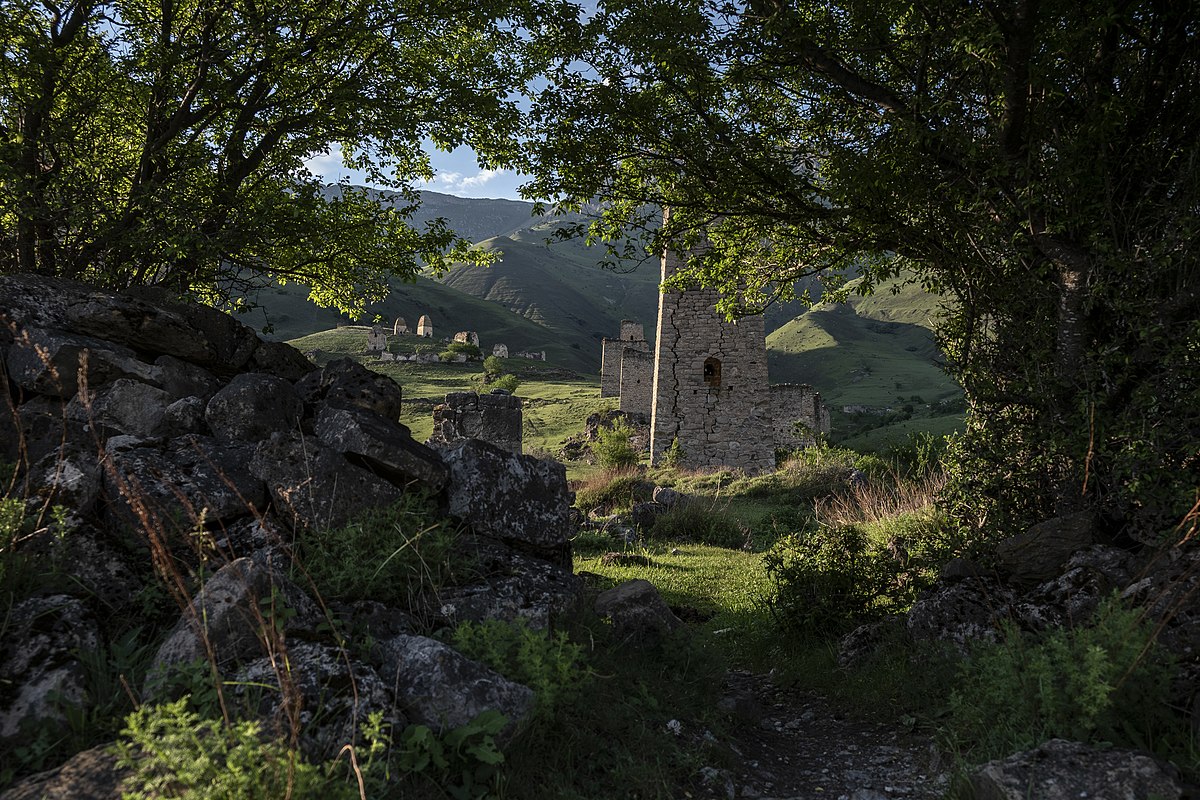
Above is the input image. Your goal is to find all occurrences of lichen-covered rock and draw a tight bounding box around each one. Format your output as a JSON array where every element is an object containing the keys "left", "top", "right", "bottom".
[
  {"left": 428, "top": 391, "right": 522, "bottom": 453},
  {"left": 150, "top": 355, "right": 221, "bottom": 401},
  {"left": 104, "top": 435, "right": 266, "bottom": 536},
  {"left": 594, "top": 579, "right": 682, "bottom": 644},
  {"left": 315, "top": 404, "right": 447, "bottom": 491},
  {"left": 77, "top": 378, "right": 173, "bottom": 439},
  {"left": 0, "top": 596, "right": 99, "bottom": 741},
  {"left": 157, "top": 396, "right": 206, "bottom": 438},
  {"left": 836, "top": 616, "right": 909, "bottom": 670},
  {"left": 233, "top": 641, "right": 399, "bottom": 760},
  {"left": 22, "top": 525, "right": 141, "bottom": 615},
  {"left": 6, "top": 327, "right": 155, "bottom": 398},
  {"left": 437, "top": 545, "right": 584, "bottom": 631},
  {"left": 146, "top": 557, "right": 318, "bottom": 694},
  {"left": 250, "top": 430, "right": 403, "bottom": 530},
  {"left": 1012, "top": 545, "right": 1137, "bottom": 631},
  {"left": 652, "top": 486, "right": 684, "bottom": 507},
  {"left": 246, "top": 339, "right": 314, "bottom": 382},
  {"left": 377, "top": 634, "right": 534, "bottom": 735},
  {"left": 994, "top": 511, "right": 1096, "bottom": 589},
  {"left": 205, "top": 373, "right": 301, "bottom": 444},
  {"left": 905, "top": 577, "right": 1015, "bottom": 651},
  {"left": 0, "top": 743, "right": 125, "bottom": 800},
  {"left": 436, "top": 439, "right": 572, "bottom": 566},
  {"left": 11, "top": 396, "right": 90, "bottom": 466},
  {"left": 969, "top": 739, "right": 1181, "bottom": 800},
  {"left": 1122, "top": 547, "right": 1200, "bottom": 658},
  {"left": 22, "top": 441, "right": 103, "bottom": 515},
  {"left": 294, "top": 358, "right": 403, "bottom": 421}
]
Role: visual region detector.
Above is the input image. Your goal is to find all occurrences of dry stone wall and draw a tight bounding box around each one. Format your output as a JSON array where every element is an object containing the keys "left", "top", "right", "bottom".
[
  {"left": 770, "top": 384, "right": 831, "bottom": 450},
  {"left": 619, "top": 348, "right": 654, "bottom": 416},
  {"left": 428, "top": 390, "right": 523, "bottom": 453},
  {"left": 649, "top": 249, "right": 775, "bottom": 473}
]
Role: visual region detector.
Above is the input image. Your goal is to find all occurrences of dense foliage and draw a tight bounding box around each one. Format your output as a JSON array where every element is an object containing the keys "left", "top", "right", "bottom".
[
  {"left": 525, "top": 0, "right": 1200, "bottom": 539},
  {"left": 0, "top": 0, "right": 577, "bottom": 315}
]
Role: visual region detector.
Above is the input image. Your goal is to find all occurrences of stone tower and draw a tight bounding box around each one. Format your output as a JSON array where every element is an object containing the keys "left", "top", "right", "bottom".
[
  {"left": 393, "top": 317, "right": 408, "bottom": 335},
  {"left": 600, "top": 320, "right": 649, "bottom": 397},
  {"left": 417, "top": 314, "right": 433, "bottom": 338},
  {"left": 649, "top": 245, "right": 775, "bottom": 473}
]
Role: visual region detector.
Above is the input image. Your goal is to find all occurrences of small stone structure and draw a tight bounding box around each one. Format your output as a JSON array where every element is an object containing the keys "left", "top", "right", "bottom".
[
  {"left": 428, "top": 391, "right": 523, "bottom": 453},
  {"left": 514, "top": 350, "right": 545, "bottom": 361},
  {"left": 453, "top": 331, "right": 480, "bottom": 347},
  {"left": 601, "top": 320, "right": 650, "bottom": 397},
  {"left": 619, "top": 348, "right": 655, "bottom": 416},
  {"left": 492, "top": 343, "right": 509, "bottom": 358},
  {"left": 417, "top": 315, "right": 434, "bottom": 338},
  {"left": 393, "top": 317, "right": 408, "bottom": 335},
  {"left": 365, "top": 326, "right": 388, "bottom": 354},
  {"left": 644, "top": 223, "right": 830, "bottom": 472}
]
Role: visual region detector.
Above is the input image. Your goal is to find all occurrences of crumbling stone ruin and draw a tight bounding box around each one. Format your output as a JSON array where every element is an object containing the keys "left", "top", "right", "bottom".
[
  {"left": 513, "top": 350, "right": 546, "bottom": 361},
  {"left": 393, "top": 317, "right": 408, "bottom": 335},
  {"left": 600, "top": 320, "right": 650, "bottom": 398},
  {"left": 645, "top": 242, "right": 830, "bottom": 472},
  {"left": 492, "top": 343, "right": 509, "bottom": 358},
  {"left": 619, "top": 348, "right": 655, "bottom": 416},
  {"left": 428, "top": 390, "right": 523, "bottom": 453},
  {"left": 365, "top": 325, "right": 388, "bottom": 354},
  {"left": 453, "top": 331, "right": 480, "bottom": 347},
  {"left": 417, "top": 314, "right": 434, "bottom": 337}
]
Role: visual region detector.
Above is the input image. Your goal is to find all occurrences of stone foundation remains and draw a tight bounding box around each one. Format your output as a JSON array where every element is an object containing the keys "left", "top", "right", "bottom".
[
  {"left": 453, "top": 331, "right": 480, "bottom": 347},
  {"left": 428, "top": 391, "right": 522, "bottom": 453}
]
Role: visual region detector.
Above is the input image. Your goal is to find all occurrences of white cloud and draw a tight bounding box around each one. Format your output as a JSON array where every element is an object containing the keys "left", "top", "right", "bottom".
[{"left": 418, "top": 168, "right": 506, "bottom": 194}]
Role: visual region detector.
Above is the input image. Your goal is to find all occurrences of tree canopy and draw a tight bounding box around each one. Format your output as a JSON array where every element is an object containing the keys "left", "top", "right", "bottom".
[
  {"left": 0, "top": 0, "right": 578, "bottom": 315},
  {"left": 525, "top": 0, "right": 1200, "bottom": 538}
]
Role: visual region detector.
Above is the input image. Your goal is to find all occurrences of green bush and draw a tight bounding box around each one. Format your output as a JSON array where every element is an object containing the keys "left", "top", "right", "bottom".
[
  {"left": 452, "top": 618, "right": 589, "bottom": 720},
  {"left": 649, "top": 500, "right": 746, "bottom": 550},
  {"left": 446, "top": 341, "right": 483, "bottom": 358},
  {"left": 115, "top": 698, "right": 338, "bottom": 800},
  {"left": 490, "top": 373, "right": 520, "bottom": 394},
  {"left": 592, "top": 419, "right": 638, "bottom": 470},
  {"left": 946, "top": 597, "right": 1188, "bottom": 764},
  {"left": 483, "top": 355, "right": 504, "bottom": 378},
  {"left": 573, "top": 471, "right": 652, "bottom": 515},
  {"left": 295, "top": 492, "right": 467, "bottom": 611}
]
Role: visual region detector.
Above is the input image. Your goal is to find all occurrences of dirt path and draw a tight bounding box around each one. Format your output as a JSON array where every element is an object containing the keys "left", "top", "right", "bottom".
[{"left": 696, "top": 670, "right": 949, "bottom": 800}]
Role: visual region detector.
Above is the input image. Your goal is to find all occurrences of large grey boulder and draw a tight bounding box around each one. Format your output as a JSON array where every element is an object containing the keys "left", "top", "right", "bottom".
[
  {"left": 315, "top": 404, "right": 448, "bottom": 491},
  {"left": 74, "top": 378, "right": 173, "bottom": 439},
  {"left": 22, "top": 441, "right": 103, "bottom": 516},
  {"left": 969, "top": 739, "right": 1181, "bottom": 800},
  {"left": 0, "top": 744, "right": 126, "bottom": 800},
  {"left": 150, "top": 355, "right": 222, "bottom": 401},
  {"left": 6, "top": 328, "right": 155, "bottom": 398},
  {"left": 104, "top": 436, "right": 266, "bottom": 537},
  {"left": 594, "top": 579, "right": 682, "bottom": 644},
  {"left": 250, "top": 430, "right": 404, "bottom": 530},
  {"left": 233, "top": 641, "right": 398, "bottom": 760},
  {"left": 294, "top": 358, "right": 403, "bottom": 421},
  {"left": 246, "top": 339, "right": 314, "bottom": 383},
  {"left": 0, "top": 596, "right": 99, "bottom": 742},
  {"left": 436, "top": 439, "right": 572, "bottom": 566},
  {"left": 377, "top": 634, "right": 534, "bottom": 735},
  {"left": 906, "top": 577, "right": 1015, "bottom": 651},
  {"left": 437, "top": 544, "right": 584, "bottom": 631},
  {"left": 1012, "top": 545, "right": 1137, "bottom": 631},
  {"left": 994, "top": 511, "right": 1096, "bottom": 589},
  {"left": 10, "top": 396, "right": 90, "bottom": 466},
  {"left": 205, "top": 373, "right": 302, "bottom": 444},
  {"left": 146, "top": 558, "right": 319, "bottom": 693}
]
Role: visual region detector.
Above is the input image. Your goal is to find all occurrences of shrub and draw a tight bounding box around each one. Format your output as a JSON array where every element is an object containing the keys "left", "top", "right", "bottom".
[
  {"left": 649, "top": 500, "right": 747, "bottom": 550},
  {"left": 573, "top": 471, "right": 652, "bottom": 515},
  {"left": 295, "top": 492, "right": 467, "bottom": 611},
  {"left": 446, "top": 341, "right": 483, "bottom": 358},
  {"left": 483, "top": 355, "right": 503, "bottom": 378},
  {"left": 490, "top": 373, "right": 520, "bottom": 394},
  {"left": 946, "top": 596, "right": 1187, "bottom": 764},
  {"left": 452, "top": 618, "right": 590, "bottom": 720},
  {"left": 592, "top": 419, "right": 638, "bottom": 470}
]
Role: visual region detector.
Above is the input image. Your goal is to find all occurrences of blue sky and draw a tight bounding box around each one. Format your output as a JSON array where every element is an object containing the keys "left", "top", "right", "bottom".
[{"left": 304, "top": 144, "right": 527, "bottom": 201}]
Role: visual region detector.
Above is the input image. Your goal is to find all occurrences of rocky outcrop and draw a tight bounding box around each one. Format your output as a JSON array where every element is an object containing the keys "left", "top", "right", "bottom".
[
  {"left": 0, "top": 745, "right": 126, "bottom": 800},
  {"left": 968, "top": 739, "right": 1182, "bottom": 800}
]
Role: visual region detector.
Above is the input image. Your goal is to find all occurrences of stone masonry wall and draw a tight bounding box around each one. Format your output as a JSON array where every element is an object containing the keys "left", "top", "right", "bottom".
[
  {"left": 428, "top": 391, "right": 522, "bottom": 453},
  {"left": 600, "top": 338, "right": 622, "bottom": 397},
  {"left": 619, "top": 320, "right": 644, "bottom": 342},
  {"left": 770, "top": 384, "right": 831, "bottom": 451},
  {"left": 619, "top": 348, "right": 655, "bottom": 416},
  {"left": 649, "top": 249, "right": 774, "bottom": 473}
]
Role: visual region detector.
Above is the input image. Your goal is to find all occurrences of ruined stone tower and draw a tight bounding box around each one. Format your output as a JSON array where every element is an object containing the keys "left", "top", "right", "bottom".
[
  {"left": 600, "top": 320, "right": 649, "bottom": 397},
  {"left": 649, "top": 246, "right": 775, "bottom": 473}
]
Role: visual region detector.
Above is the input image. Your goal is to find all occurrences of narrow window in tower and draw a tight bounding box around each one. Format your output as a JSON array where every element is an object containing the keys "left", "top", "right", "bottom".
[{"left": 703, "top": 357, "right": 722, "bottom": 388}]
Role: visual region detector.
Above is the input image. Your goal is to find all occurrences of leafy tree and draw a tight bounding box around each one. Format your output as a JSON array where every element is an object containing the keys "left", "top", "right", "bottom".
[
  {"left": 525, "top": 0, "right": 1200, "bottom": 538},
  {"left": 0, "top": 0, "right": 577, "bottom": 316}
]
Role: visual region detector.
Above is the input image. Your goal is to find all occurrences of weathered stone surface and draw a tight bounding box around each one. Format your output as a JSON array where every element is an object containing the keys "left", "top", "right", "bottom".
[
  {"left": 234, "top": 641, "right": 399, "bottom": 760},
  {"left": 1123, "top": 547, "right": 1200, "bottom": 659},
  {"left": 378, "top": 634, "right": 534, "bottom": 735},
  {"left": 436, "top": 439, "right": 572, "bottom": 565},
  {"left": 594, "top": 579, "right": 682, "bottom": 643},
  {"left": 78, "top": 378, "right": 173, "bottom": 439},
  {"left": 652, "top": 486, "right": 684, "bottom": 507},
  {"left": 836, "top": 616, "right": 909, "bottom": 670},
  {"left": 147, "top": 557, "right": 318, "bottom": 691},
  {"left": 12, "top": 396, "right": 90, "bottom": 465},
  {"left": 104, "top": 436, "right": 266, "bottom": 533},
  {"left": 22, "top": 526, "right": 141, "bottom": 615},
  {"left": 0, "top": 744, "right": 125, "bottom": 800},
  {"left": 906, "top": 577, "right": 1015, "bottom": 650},
  {"left": 23, "top": 442, "right": 103, "bottom": 514},
  {"left": 0, "top": 596, "right": 98, "bottom": 741},
  {"left": 315, "top": 404, "right": 448, "bottom": 491},
  {"left": 969, "top": 739, "right": 1181, "bottom": 800},
  {"left": 246, "top": 339, "right": 314, "bottom": 382},
  {"left": 157, "top": 396, "right": 206, "bottom": 438},
  {"left": 428, "top": 391, "right": 523, "bottom": 454},
  {"left": 294, "top": 358, "right": 403, "bottom": 421},
  {"left": 631, "top": 501, "right": 667, "bottom": 531},
  {"left": 1013, "top": 545, "right": 1137, "bottom": 631},
  {"left": 437, "top": 545, "right": 584, "bottom": 631},
  {"left": 994, "top": 511, "right": 1096, "bottom": 589},
  {"left": 151, "top": 355, "right": 221, "bottom": 401},
  {"left": 250, "top": 430, "right": 403, "bottom": 530},
  {"left": 938, "top": 557, "right": 989, "bottom": 582},
  {"left": 6, "top": 328, "right": 154, "bottom": 398},
  {"left": 205, "top": 372, "right": 302, "bottom": 444}
]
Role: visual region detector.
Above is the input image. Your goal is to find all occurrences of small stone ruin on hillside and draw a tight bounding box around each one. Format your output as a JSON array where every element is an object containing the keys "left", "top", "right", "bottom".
[
  {"left": 453, "top": 331, "right": 480, "bottom": 347},
  {"left": 599, "top": 248, "right": 830, "bottom": 473},
  {"left": 492, "top": 343, "right": 509, "bottom": 358},
  {"left": 393, "top": 317, "right": 408, "bottom": 335}
]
